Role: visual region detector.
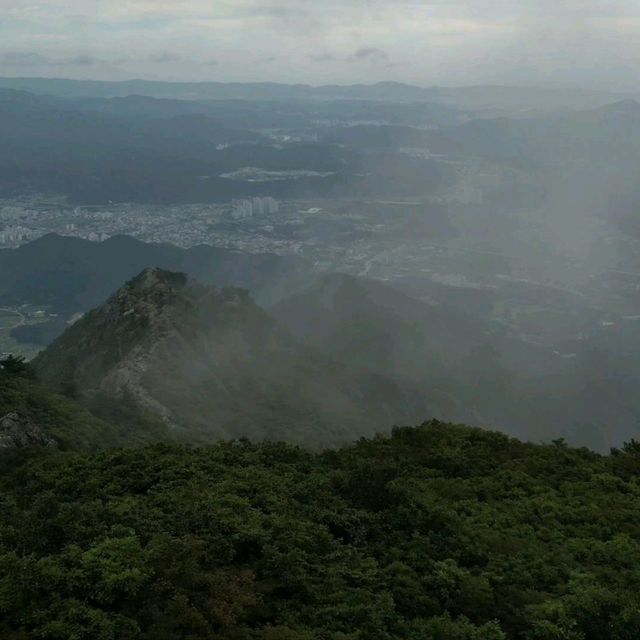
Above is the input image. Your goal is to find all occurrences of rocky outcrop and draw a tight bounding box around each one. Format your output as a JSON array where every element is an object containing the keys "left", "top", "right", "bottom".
[
  {"left": 0, "top": 412, "right": 56, "bottom": 451},
  {"left": 31, "top": 268, "right": 436, "bottom": 446}
]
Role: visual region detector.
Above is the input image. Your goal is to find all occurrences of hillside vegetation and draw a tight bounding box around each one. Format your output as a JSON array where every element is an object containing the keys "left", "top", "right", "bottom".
[
  {"left": 1, "top": 422, "right": 639, "bottom": 639},
  {"left": 0, "top": 358, "right": 169, "bottom": 451}
]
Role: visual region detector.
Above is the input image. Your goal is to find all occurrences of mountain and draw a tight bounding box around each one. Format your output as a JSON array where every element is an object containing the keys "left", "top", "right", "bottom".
[
  {"left": 2, "top": 84, "right": 456, "bottom": 205},
  {"left": 271, "top": 272, "right": 488, "bottom": 371},
  {"left": 575, "top": 98, "right": 640, "bottom": 124},
  {"left": 0, "top": 78, "right": 442, "bottom": 102},
  {"left": 321, "top": 124, "right": 433, "bottom": 149},
  {"left": 0, "top": 78, "right": 435, "bottom": 102},
  {"left": 0, "top": 88, "right": 266, "bottom": 155},
  {"left": 429, "top": 84, "right": 631, "bottom": 112},
  {"left": 430, "top": 97, "right": 640, "bottom": 164},
  {"left": 271, "top": 273, "right": 528, "bottom": 427},
  {"left": 0, "top": 89, "right": 358, "bottom": 203},
  {"left": 1, "top": 234, "right": 311, "bottom": 345},
  {"left": 33, "top": 268, "right": 434, "bottom": 446},
  {"left": 271, "top": 273, "right": 640, "bottom": 449},
  {"left": 0, "top": 77, "right": 629, "bottom": 110},
  {"left": 53, "top": 94, "right": 465, "bottom": 133}
]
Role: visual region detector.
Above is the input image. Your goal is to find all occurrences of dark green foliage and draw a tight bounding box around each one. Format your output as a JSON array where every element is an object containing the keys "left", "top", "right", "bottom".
[
  {"left": 0, "top": 367, "right": 170, "bottom": 450},
  {"left": 0, "top": 354, "right": 35, "bottom": 379},
  {"left": 1, "top": 421, "right": 639, "bottom": 639}
]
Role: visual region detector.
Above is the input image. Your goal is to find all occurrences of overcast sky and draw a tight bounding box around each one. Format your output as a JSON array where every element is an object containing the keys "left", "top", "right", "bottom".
[{"left": 2, "top": 0, "right": 640, "bottom": 89}]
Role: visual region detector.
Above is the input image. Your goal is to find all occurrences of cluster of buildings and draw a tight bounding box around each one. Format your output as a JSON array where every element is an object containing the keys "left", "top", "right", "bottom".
[
  {"left": 231, "top": 197, "right": 279, "bottom": 220},
  {"left": 0, "top": 226, "right": 39, "bottom": 245},
  {"left": 0, "top": 201, "right": 66, "bottom": 247}
]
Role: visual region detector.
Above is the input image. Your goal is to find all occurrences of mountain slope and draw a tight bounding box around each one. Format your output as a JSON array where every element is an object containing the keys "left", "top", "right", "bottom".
[
  {"left": 270, "top": 273, "right": 611, "bottom": 445},
  {"left": 271, "top": 273, "right": 510, "bottom": 426},
  {"left": 33, "top": 268, "right": 434, "bottom": 446},
  {"left": 0, "top": 359, "right": 168, "bottom": 451},
  {"left": 270, "top": 272, "right": 488, "bottom": 371}
]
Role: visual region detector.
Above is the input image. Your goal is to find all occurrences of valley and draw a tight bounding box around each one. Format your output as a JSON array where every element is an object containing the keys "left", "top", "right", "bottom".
[
  {"left": 0, "top": 304, "right": 54, "bottom": 360},
  {"left": 2, "top": 79, "right": 640, "bottom": 451}
]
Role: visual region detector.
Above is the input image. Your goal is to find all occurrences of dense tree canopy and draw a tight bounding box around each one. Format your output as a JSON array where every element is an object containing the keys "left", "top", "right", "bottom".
[{"left": 1, "top": 421, "right": 639, "bottom": 639}]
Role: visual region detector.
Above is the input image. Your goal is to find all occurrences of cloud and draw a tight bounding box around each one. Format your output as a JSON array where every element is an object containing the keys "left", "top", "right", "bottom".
[
  {"left": 349, "top": 47, "right": 389, "bottom": 62},
  {"left": 0, "top": 50, "right": 110, "bottom": 68},
  {"left": 309, "top": 53, "right": 336, "bottom": 63},
  {"left": 311, "top": 48, "right": 389, "bottom": 64},
  {"left": 69, "top": 54, "right": 101, "bottom": 66},
  {"left": 148, "top": 52, "right": 184, "bottom": 63},
  {"left": 0, "top": 51, "right": 55, "bottom": 67},
  {"left": 0, "top": 0, "right": 639, "bottom": 88}
]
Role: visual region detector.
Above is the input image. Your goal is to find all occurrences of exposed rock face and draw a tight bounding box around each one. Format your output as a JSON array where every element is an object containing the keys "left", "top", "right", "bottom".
[
  {"left": 33, "top": 268, "right": 435, "bottom": 446},
  {"left": 0, "top": 413, "right": 56, "bottom": 451}
]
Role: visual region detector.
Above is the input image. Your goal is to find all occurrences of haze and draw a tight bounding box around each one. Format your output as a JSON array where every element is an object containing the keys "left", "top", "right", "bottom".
[
  {"left": 5, "top": 1, "right": 640, "bottom": 636},
  {"left": 2, "top": 0, "right": 640, "bottom": 89}
]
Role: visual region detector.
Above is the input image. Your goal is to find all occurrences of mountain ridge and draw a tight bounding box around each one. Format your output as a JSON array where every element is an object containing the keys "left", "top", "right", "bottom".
[
  {"left": 0, "top": 76, "right": 631, "bottom": 108},
  {"left": 33, "top": 268, "right": 435, "bottom": 446}
]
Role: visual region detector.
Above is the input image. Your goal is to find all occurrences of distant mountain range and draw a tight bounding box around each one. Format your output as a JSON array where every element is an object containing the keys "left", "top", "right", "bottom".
[
  {"left": 0, "top": 77, "right": 632, "bottom": 111},
  {"left": 1, "top": 82, "right": 637, "bottom": 200},
  {"left": 1, "top": 83, "right": 637, "bottom": 205},
  {"left": 0, "top": 87, "right": 449, "bottom": 203}
]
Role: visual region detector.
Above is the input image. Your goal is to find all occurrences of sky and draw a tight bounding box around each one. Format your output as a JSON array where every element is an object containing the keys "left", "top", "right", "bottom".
[{"left": 1, "top": 0, "right": 640, "bottom": 89}]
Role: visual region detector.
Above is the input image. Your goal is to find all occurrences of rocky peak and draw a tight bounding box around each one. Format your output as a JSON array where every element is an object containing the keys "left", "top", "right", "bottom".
[
  {"left": 102, "top": 268, "right": 197, "bottom": 329},
  {"left": 0, "top": 413, "right": 56, "bottom": 451},
  {"left": 32, "top": 268, "right": 266, "bottom": 398},
  {"left": 113, "top": 268, "right": 253, "bottom": 324},
  {"left": 127, "top": 267, "right": 189, "bottom": 292}
]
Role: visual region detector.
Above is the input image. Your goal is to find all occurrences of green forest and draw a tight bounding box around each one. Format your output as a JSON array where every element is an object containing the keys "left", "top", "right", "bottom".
[{"left": 1, "top": 397, "right": 640, "bottom": 639}]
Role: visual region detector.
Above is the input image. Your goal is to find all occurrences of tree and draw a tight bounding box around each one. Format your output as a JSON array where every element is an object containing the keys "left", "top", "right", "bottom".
[{"left": 0, "top": 355, "right": 35, "bottom": 379}]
